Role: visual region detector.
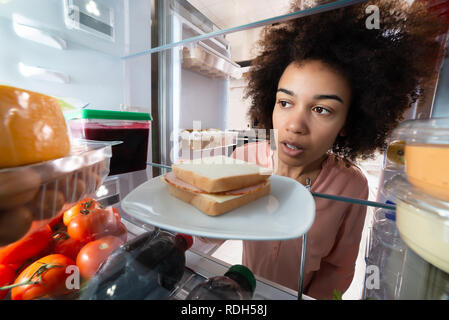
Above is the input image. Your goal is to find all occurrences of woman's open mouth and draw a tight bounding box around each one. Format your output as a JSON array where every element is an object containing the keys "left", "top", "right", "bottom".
[{"left": 280, "top": 141, "right": 305, "bottom": 157}]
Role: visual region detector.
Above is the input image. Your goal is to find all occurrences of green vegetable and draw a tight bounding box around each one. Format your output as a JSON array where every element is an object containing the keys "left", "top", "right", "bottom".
[{"left": 332, "top": 289, "right": 343, "bottom": 300}]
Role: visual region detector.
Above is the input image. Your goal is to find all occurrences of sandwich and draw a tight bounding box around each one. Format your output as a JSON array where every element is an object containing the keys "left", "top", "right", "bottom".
[{"left": 162, "top": 155, "right": 272, "bottom": 216}]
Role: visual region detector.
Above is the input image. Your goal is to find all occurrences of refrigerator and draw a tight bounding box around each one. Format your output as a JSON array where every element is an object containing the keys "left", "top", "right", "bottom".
[
  {"left": 364, "top": 32, "right": 449, "bottom": 299},
  {"left": 2, "top": 0, "right": 449, "bottom": 301},
  {"left": 149, "top": 0, "right": 244, "bottom": 170},
  {"left": 0, "top": 0, "right": 301, "bottom": 300}
]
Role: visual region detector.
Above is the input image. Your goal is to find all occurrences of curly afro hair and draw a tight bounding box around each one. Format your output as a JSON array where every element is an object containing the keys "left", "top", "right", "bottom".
[{"left": 245, "top": 0, "right": 448, "bottom": 161}]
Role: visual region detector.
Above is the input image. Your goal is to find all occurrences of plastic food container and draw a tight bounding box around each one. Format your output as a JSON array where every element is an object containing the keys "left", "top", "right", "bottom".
[
  {"left": 179, "top": 129, "right": 238, "bottom": 150},
  {"left": 66, "top": 109, "right": 152, "bottom": 176},
  {"left": 384, "top": 174, "right": 449, "bottom": 273},
  {"left": 390, "top": 118, "right": 449, "bottom": 201},
  {"left": 0, "top": 140, "right": 112, "bottom": 247}
]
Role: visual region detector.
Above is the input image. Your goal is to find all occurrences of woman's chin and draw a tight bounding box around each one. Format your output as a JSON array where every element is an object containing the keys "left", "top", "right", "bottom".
[{"left": 276, "top": 152, "right": 307, "bottom": 167}]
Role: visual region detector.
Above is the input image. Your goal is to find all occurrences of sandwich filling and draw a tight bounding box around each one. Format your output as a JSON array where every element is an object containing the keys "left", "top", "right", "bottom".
[{"left": 163, "top": 171, "right": 269, "bottom": 196}]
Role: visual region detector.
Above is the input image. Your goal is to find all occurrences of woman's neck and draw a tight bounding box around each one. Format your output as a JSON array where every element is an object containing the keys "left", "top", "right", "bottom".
[{"left": 272, "top": 152, "right": 328, "bottom": 186}]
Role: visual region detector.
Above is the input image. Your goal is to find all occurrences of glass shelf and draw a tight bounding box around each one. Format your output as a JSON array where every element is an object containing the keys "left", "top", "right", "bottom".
[
  {"left": 121, "top": 0, "right": 368, "bottom": 60},
  {"left": 0, "top": 0, "right": 367, "bottom": 59}
]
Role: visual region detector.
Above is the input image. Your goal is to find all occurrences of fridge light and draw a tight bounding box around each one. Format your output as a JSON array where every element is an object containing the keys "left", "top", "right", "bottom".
[
  {"left": 86, "top": 0, "right": 100, "bottom": 17},
  {"left": 96, "top": 185, "right": 108, "bottom": 198},
  {"left": 12, "top": 14, "right": 67, "bottom": 50},
  {"left": 18, "top": 62, "right": 71, "bottom": 84}
]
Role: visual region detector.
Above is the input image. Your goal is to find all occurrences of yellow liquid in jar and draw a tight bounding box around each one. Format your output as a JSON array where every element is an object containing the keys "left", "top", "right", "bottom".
[
  {"left": 405, "top": 144, "right": 449, "bottom": 201},
  {"left": 396, "top": 200, "right": 449, "bottom": 273}
]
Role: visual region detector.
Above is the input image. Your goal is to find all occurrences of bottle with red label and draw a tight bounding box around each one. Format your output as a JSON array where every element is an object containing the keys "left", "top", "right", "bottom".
[
  {"left": 80, "top": 230, "right": 193, "bottom": 300},
  {"left": 186, "top": 264, "right": 256, "bottom": 300}
]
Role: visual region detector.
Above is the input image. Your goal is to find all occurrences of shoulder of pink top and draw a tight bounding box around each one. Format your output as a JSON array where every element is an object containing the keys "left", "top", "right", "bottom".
[{"left": 324, "top": 154, "right": 369, "bottom": 189}]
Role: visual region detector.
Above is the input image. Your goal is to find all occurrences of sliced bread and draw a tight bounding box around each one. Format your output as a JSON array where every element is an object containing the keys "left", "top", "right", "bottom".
[
  {"left": 164, "top": 178, "right": 271, "bottom": 216},
  {"left": 172, "top": 155, "right": 272, "bottom": 193}
]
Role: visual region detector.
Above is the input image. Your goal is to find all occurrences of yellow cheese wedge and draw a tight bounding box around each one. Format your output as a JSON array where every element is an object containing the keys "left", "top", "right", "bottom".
[{"left": 0, "top": 85, "right": 71, "bottom": 168}]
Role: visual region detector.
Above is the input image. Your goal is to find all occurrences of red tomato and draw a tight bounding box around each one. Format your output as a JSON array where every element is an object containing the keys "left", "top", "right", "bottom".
[
  {"left": 110, "top": 207, "right": 121, "bottom": 220},
  {"left": 99, "top": 209, "right": 124, "bottom": 242},
  {"left": 76, "top": 236, "right": 124, "bottom": 280},
  {"left": 0, "top": 224, "right": 52, "bottom": 265},
  {"left": 0, "top": 264, "right": 16, "bottom": 299},
  {"left": 114, "top": 222, "right": 128, "bottom": 243},
  {"left": 67, "top": 207, "right": 121, "bottom": 243},
  {"left": 11, "top": 254, "right": 76, "bottom": 300},
  {"left": 53, "top": 238, "right": 87, "bottom": 262},
  {"left": 63, "top": 198, "right": 101, "bottom": 226}
]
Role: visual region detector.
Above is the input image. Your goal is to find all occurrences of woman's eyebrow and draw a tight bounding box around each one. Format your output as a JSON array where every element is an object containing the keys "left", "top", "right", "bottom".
[
  {"left": 277, "top": 88, "right": 296, "bottom": 97},
  {"left": 277, "top": 89, "right": 344, "bottom": 104},
  {"left": 314, "top": 94, "right": 344, "bottom": 104}
]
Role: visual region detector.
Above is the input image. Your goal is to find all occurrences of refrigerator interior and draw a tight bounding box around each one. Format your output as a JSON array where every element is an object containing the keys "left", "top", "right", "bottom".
[
  {"left": 364, "top": 35, "right": 449, "bottom": 299},
  {"left": 2, "top": 0, "right": 449, "bottom": 301},
  {"left": 432, "top": 42, "right": 449, "bottom": 118},
  {"left": 0, "top": 0, "right": 151, "bottom": 109},
  {"left": 0, "top": 0, "right": 155, "bottom": 200},
  {"left": 0, "top": 0, "right": 311, "bottom": 300}
]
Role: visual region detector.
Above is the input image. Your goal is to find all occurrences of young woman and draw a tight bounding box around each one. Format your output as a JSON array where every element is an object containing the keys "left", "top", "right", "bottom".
[
  {"left": 201, "top": 0, "right": 447, "bottom": 299},
  {"left": 234, "top": 58, "right": 368, "bottom": 300}
]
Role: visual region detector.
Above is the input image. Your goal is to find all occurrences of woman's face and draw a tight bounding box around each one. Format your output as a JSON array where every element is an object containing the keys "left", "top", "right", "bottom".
[{"left": 272, "top": 60, "right": 351, "bottom": 169}]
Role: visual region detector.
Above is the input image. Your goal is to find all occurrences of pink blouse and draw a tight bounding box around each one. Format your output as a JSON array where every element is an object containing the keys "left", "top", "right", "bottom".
[{"left": 230, "top": 141, "right": 369, "bottom": 300}]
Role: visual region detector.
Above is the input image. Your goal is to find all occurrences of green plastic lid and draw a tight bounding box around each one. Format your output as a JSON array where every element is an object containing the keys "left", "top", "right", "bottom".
[
  {"left": 224, "top": 264, "right": 256, "bottom": 293},
  {"left": 65, "top": 109, "right": 152, "bottom": 121}
]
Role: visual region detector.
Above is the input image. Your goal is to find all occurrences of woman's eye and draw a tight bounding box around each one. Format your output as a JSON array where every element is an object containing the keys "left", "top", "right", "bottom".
[
  {"left": 278, "top": 100, "right": 292, "bottom": 108},
  {"left": 313, "top": 106, "right": 331, "bottom": 115}
]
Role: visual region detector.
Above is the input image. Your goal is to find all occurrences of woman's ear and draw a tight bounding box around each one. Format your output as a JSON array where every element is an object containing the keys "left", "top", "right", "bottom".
[{"left": 339, "top": 127, "right": 347, "bottom": 137}]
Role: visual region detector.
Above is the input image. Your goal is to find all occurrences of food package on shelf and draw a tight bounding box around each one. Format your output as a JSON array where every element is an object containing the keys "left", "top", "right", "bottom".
[
  {"left": 0, "top": 85, "right": 71, "bottom": 169},
  {"left": 0, "top": 85, "right": 114, "bottom": 248},
  {"left": 179, "top": 129, "right": 238, "bottom": 150},
  {"left": 0, "top": 139, "right": 112, "bottom": 247},
  {"left": 390, "top": 118, "right": 449, "bottom": 201}
]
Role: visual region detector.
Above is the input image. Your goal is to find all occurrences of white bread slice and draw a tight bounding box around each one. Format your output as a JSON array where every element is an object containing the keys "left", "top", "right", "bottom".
[
  {"left": 164, "top": 178, "right": 271, "bottom": 216},
  {"left": 172, "top": 155, "right": 272, "bottom": 193}
]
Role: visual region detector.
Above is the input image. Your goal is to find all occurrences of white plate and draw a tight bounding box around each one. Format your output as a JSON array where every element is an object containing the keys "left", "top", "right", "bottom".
[{"left": 121, "top": 174, "right": 315, "bottom": 240}]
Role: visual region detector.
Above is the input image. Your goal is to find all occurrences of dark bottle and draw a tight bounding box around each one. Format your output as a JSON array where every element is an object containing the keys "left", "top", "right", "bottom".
[
  {"left": 186, "top": 264, "right": 256, "bottom": 300},
  {"left": 80, "top": 230, "right": 193, "bottom": 300}
]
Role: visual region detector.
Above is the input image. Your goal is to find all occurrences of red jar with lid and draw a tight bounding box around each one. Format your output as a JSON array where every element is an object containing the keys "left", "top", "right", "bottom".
[{"left": 66, "top": 109, "right": 152, "bottom": 176}]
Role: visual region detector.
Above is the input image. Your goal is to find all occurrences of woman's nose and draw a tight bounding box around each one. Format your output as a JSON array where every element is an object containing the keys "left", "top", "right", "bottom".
[{"left": 286, "top": 106, "right": 309, "bottom": 135}]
